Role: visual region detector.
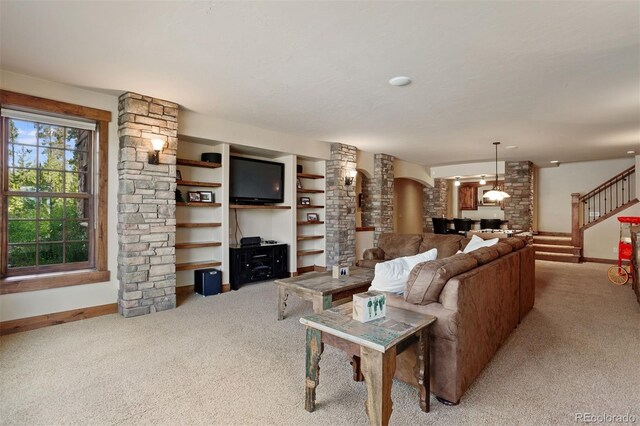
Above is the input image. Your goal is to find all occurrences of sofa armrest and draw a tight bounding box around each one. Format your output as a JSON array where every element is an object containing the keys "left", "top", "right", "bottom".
[
  {"left": 363, "top": 247, "right": 385, "bottom": 261},
  {"left": 356, "top": 259, "right": 384, "bottom": 269}
]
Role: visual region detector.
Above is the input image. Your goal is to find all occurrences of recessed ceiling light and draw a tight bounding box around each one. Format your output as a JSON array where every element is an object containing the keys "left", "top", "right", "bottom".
[
  {"left": 504, "top": 145, "right": 518, "bottom": 150},
  {"left": 389, "top": 76, "right": 411, "bottom": 87},
  {"left": 627, "top": 150, "right": 636, "bottom": 155},
  {"left": 550, "top": 160, "right": 559, "bottom": 164}
]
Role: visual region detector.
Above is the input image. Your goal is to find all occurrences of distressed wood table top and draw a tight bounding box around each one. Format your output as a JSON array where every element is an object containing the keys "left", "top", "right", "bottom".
[
  {"left": 300, "top": 303, "right": 436, "bottom": 353},
  {"left": 275, "top": 267, "right": 375, "bottom": 296}
]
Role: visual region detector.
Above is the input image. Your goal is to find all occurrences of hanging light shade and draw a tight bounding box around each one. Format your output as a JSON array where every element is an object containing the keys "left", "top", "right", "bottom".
[
  {"left": 479, "top": 175, "right": 486, "bottom": 185},
  {"left": 483, "top": 142, "right": 510, "bottom": 201},
  {"left": 454, "top": 177, "right": 461, "bottom": 186}
]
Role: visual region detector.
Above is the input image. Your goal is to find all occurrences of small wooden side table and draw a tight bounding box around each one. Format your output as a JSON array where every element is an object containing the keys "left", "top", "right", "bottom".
[
  {"left": 300, "top": 303, "right": 436, "bottom": 426},
  {"left": 274, "top": 267, "right": 374, "bottom": 320}
]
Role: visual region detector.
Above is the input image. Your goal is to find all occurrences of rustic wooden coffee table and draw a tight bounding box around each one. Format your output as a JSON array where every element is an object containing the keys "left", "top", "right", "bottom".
[
  {"left": 274, "top": 267, "right": 374, "bottom": 320},
  {"left": 300, "top": 303, "right": 436, "bottom": 425}
]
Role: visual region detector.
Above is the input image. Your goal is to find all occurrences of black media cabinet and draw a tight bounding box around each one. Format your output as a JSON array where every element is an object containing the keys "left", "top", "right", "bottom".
[{"left": 229, "top": 243, "right": 289, "bottom": 290}]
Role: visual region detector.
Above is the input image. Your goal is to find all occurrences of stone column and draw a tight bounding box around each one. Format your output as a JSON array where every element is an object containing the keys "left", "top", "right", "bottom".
[
  {"left": 423, "top": 178, "right": 448, "bottom": 232},
  {"left": 360, "top": 174, "right": 373, "bottom": 227},
  {"left": 370, "top": 154, "right": 395, "bottom": 245},
  {"left": 325, "top": 143, "right": 357, "bottom": 267},
  {"left": 503, "top": 161, "right": 534, "bottom": 231},
  {"left": 117, "top": 92, "right": 178, "bottom": 317}
]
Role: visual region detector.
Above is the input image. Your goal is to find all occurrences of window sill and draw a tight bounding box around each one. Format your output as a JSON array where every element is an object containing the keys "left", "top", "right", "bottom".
[{"left": 0, "top": 269, "right": 111, "bottom": 295}]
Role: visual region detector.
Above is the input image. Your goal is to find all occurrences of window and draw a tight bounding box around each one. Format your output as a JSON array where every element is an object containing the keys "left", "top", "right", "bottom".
[{"left": 0, "top": 90, "right": 111, "bottom": 293}]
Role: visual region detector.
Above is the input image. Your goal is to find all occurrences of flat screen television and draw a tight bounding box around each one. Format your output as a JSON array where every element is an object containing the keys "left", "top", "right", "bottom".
[{"left": 229, "top": 156, "right": 285, "bottom": 205}]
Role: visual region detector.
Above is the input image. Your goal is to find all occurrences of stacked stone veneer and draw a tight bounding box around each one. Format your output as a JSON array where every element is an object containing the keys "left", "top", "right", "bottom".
[
  {"left": 360, "top": 174, "right": 373, "bottom": 227},
  {"left": 503, "top": 161, "right": 534, "bottom": 231},
  {"left": 326, "top": 143, "right": 357, "bottom": 267},
  {"left": 423, "top": 178, "right": 448, "bottom": 232},
  {"left": 370, "top": 154, "right": 395, "bottom": 245},
  {"left": 117, "top": 92, "right": 178, "bottom": 318}
]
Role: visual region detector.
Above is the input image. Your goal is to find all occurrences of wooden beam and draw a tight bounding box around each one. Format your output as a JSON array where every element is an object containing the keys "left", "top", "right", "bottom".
[{"left": 0, "top": 90, "right": 112, "bottom": 122}]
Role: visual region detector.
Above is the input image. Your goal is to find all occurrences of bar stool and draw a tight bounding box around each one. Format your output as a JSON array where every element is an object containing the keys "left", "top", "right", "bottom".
[
  {"left": 480, "top": 218, "right": 502, "bottom": 230},
  {"left": 453, "top": 218, "right": 473, "bottom": 236},
  {"left": 432, "top": 217, "right": 449, "bottom": 234}
]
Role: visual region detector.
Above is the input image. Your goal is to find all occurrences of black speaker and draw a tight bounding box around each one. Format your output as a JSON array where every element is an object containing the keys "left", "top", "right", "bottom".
[
  {"left": 297, "top": 165, "right": 303, "bottom": 173},
  {"left": 240, "top": 236, "right": 261, "bottom": 246},
  {"left": 201, "top": 152, "right": 222, "bottom": 164},
  {"left": 194, "top": 268, "right": 221, "bottom": 296}
]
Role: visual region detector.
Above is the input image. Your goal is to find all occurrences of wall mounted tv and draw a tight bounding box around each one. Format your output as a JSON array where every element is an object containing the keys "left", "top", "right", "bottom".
[{"left": 229, "top": 156, "right": 285, "bottom": 205}]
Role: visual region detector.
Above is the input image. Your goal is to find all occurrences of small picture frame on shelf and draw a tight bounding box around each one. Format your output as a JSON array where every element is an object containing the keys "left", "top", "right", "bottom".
[
  {"left": 176, "top": 170, "right": 182, "bottom": 181},
  {"left": 300, "top": 196, "right": 311, "bottom": 205},
  {"left": 296, "top": 178, "right": 302, "bottom": 189},
  {"left": 307, "top": 213, "right": 319, "bottom": 222},
  {"left": 200, "top": 191, "right": 214, "bottom": 203},
  {"left": 188, "top": 191, "right": 201, "bottom": 202}
]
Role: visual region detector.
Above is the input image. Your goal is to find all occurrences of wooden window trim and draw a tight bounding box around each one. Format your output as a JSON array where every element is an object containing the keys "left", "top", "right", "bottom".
[{"left": 0, "top": 90, "right": 111, "bottom": 293}]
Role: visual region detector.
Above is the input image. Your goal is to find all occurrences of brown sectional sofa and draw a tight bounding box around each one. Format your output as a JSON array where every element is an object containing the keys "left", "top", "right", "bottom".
[{"left": 357, "top": 233, "right": 535, "bottom": 404}]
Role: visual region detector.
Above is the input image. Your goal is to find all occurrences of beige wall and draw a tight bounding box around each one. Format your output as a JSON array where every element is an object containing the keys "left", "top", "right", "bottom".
[
  {"left": 538, "top": 158, "right": 635, "bottom": 233},
  {"left": 393, "top": 178, "right": 424, "bottom": 234},
  {"left": 583, "top": 203, "right": 640, "bottom": 260},
  {"left": 0, "top": 70, "right": 120, "bottom": 322}
]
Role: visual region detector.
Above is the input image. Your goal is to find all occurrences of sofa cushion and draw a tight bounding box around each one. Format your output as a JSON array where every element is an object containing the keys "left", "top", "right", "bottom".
[
  {"left": 404, "top": 253, "right": 478, "bottom": 305},
  {"left": 462, "top": 234, "right": 499, "bottom": 254},
  {"left": 468, "top": 246, "right": 500, "bottom": 265},
  {"left": 420, "top": 234, "right": 464, "bottom": 259},
  {"left": 370, "top": 249, "right": 438, "bottom": 294},
  {"left": 494, "top": 241, "right": 513, "bottom": 256},
  {"left": 379, "top": 233, "right": 422, "bottom": 260},
  {"left": 504, "top": 237, "right": 526, "bottom": 250}
]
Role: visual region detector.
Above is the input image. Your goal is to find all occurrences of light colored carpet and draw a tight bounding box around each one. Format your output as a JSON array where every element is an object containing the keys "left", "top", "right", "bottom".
[{"left": 1, "top": 261, "right": 638, "bottom": 425}]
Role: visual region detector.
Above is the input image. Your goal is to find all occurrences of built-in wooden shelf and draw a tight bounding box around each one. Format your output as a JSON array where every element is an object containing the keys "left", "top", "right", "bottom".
[
  {"left": 297, "top": 172, "right": 324, "bottom": 180},
  {"left": 297, "top": 205, "right": 324, "bottom": 209},
  {"left": 176, "top": 241, "right": 222, "bottom": 249},
  {"left": 176, "top": 222, "right": 222, "bottom": 228},
  {"left": 297, "top": 221, "right": 325, "bottom": 226},
  {"left": 176, "top": 180, "right": 221, "bottom": 188},
  {"left": 229, "top": 204, "right": 291, "bottom": 210},
  {"left": 176, "top": 158, "right": 221, "bottom": 169},
  {"left": 176, "top": 260, "right": 222, "bottom": 271},
  {"left": 297, "top": 249, "right": 324, "bottom": 256},
  {"left": 297, "top": 189, "right": 324, "bottom": 194},
  {"left": 297, "top": 235, "right": 324, "bottom": 241},
  {"left": 176, "top": 202, "right": 222, "bottom": 207}
]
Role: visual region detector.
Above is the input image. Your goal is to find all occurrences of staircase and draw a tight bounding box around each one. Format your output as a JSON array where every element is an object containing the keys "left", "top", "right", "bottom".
[{"left": 533, "top": 233, "right": 581, "bottom": 263}]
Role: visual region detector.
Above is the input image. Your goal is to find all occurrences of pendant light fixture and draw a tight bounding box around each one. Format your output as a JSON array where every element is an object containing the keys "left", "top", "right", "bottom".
[
  {"left": 479, "top": 175, "right": 486, "bottom": 185},
  {"left": 483, "top": 142, "right": 510, "bottom": 201}
]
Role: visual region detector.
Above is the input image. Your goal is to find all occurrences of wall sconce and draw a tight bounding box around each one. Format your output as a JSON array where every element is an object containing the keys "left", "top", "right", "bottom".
[
  {"left": 454, "top": 177, "right": 461, "bottom": 187},
  {"left": 479, "top": 175, "right": 486, "bottom": 185},
  {"left": 345, "top": 170, "right": 357, "bottom": 186},
  {"left": 149, "top": 139, "right": 165, "bottom": 165}
]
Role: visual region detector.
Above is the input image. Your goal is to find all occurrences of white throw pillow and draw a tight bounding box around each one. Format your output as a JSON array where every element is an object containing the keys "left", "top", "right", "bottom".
[
  {"left": 462, "top": 234, "right": 499, "bottom": 254},
  {"left": 369, "top": 248, "right": 438, "bottom": 294}
]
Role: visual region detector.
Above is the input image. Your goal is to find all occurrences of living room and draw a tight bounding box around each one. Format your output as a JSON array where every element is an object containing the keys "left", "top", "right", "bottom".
[{"left": 1, "top": 1, "right": 639, "bottom": 425}]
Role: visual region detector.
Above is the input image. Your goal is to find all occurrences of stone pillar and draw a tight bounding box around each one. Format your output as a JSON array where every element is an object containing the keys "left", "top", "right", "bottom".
[
  {"left": 503, "top": 161, "right": 534, "bottom": 231},
  {"left": 117, "top": 92, "right": 178, "bottom": 318},
  {"left": 423, "top": 178, "right": 448, "bottom": 232},
  {"left": 370, "top": 154, "right": 395, "bottom": 246},
  {"left": 360, "top": 174, "right": 373, "bottom": 227},
  {"left": 325, "top": 143, "right": 357, "bottom": 267}
]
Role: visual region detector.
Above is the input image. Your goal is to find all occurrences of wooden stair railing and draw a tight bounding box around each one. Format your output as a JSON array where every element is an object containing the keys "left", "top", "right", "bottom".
[{"left": 571, "top": 165, "right": 636, "bottom": 247}]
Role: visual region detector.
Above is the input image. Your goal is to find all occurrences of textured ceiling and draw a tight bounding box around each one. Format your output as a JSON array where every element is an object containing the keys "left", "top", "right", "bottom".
[{"left": 1, "top": 1, "right": 638, "bottom": 167}]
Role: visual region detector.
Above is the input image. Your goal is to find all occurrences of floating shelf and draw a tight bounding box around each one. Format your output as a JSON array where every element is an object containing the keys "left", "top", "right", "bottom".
[
  {"left": 177, "top": 180, "right": 222, "bottom": 188},
  {"left": 176, "top": 260, "right": 222, "bottom": 271},
  {"left": 229, "top": 204, "right": 291, "bottom": 210},
  {"left": 297, "top": 205, "right": 324, "bottom": 209},
  {"left": 176, "top": 158, "right": 221, "bottom": 169},
  {"left": 176, "top": 241, "right": 222, "bottom": 249},
  {"left": 176, "top": 222, "right": 222, "bottom": 228},
  {"left": 297, "top": 189, "right": 324, "bottom": 194},
  {"left": 297, "top": 172, "right": 324, "bottom": 180},
  {"left": 176, "top": 202, "right": 222, "bottom": 207},
  {"left": 297, "top": 249, "right": 324, "bottom": 257},
  {"left": 297, "top": 235, "right": 324, "bottom": 241},
  {"left": 297, "top": 221, "right": 325, "bottom": 226}
]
